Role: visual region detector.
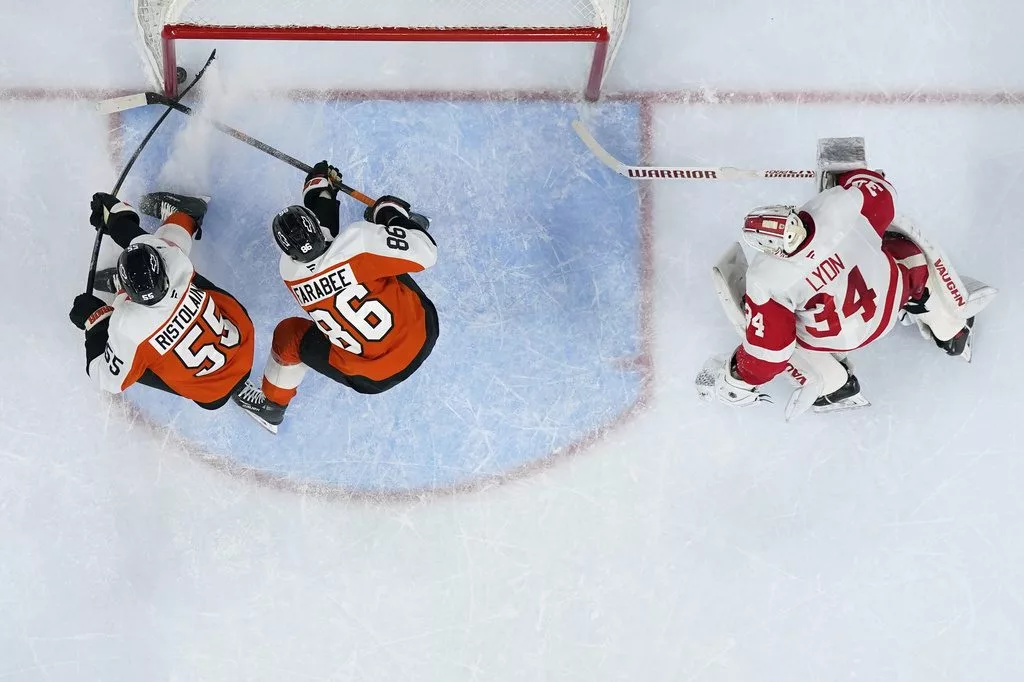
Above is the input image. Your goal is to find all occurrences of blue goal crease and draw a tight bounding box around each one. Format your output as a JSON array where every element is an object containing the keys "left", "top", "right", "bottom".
[{"left": 114, "top": 98, "right": 644, "bottom": 493}]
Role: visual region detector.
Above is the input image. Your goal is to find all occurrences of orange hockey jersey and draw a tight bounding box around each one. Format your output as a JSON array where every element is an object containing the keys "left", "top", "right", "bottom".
[{"left": 89, "top": 223, "right": 254, "bottom": 404}]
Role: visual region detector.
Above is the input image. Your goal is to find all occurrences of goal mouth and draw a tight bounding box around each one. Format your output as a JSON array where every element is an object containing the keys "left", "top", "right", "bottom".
[{"left": 134, "top": 1, "right": 631, "bottom": 100}]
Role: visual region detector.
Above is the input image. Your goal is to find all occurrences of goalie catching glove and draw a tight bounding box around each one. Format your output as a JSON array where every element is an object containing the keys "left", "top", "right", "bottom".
[{"left": 695, "top": 354, "right": 772, "bottom": 407}]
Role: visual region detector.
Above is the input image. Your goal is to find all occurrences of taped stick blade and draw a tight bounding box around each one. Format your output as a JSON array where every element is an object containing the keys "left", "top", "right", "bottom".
[{"left": 95, "top": 92, "right": 152, "bottom": 115}]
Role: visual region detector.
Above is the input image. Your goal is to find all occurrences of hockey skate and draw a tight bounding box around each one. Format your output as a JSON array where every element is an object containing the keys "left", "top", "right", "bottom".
[
  {"left": 232, "top": 382, "right": 287, "bottom": 434},
  {"left": 902, "top": 288, "right": 977, "bottom": 363},
  {"left": 93, "top": 267, "right": 121, "bottom": 294},
  {"left": 934, "top": 317, "right": 974, "bottom": 362},
  {"left": 138, "top": 191, "right": 210, "bottom": 227},
  {"left": 812, "top": 358, "right": 870, "bottom": 414}
]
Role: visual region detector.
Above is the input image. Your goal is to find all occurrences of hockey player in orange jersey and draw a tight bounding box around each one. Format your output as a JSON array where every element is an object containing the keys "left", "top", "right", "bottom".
[
  {"left": 232, "top": 161, "right": 439, "bottom": 433},
  {"left": 69, "top": 191, "right": 255, "bottom": 409}
]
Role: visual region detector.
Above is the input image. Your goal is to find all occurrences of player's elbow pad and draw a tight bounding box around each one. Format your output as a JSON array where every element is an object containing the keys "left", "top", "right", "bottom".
[{"left": 106, "top": 211, "right": 146, "bottom": 249}]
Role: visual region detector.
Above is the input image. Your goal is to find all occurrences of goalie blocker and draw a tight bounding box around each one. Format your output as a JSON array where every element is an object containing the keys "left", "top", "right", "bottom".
[{"left": 697, "top": 137, "right": 996, "bottom": 418}]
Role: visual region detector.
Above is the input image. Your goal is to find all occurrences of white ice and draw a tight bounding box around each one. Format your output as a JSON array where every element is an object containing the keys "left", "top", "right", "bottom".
[{"left": 2, "top": 1, "right": 1024, "bottom": 680}]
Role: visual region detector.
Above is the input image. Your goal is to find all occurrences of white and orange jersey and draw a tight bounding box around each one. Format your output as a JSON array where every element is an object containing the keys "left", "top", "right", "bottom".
[
  {"left": 89, "top": 221, "right": 255, "bottom": 403},
  {"left": 736, "top": 170, "right": 905, "bottom": 384},
  {"left": 279, "top": 217, "right": 437, "bottom": 381}
]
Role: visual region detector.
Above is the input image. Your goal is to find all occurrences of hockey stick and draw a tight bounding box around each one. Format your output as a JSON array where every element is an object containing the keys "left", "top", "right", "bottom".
[
  {"left": 97, "top": 91, "right": 374, "bottom": 207},
  {"left": 85, "top": 50, "right": 217, "bottom": 294},
  {"left": 571, "top": 120, "right": 815, "bottom": 181}
]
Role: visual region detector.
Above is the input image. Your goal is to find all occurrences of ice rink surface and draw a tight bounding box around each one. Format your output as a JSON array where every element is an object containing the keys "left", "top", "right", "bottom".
[{"left": 2, "top": 1, "right": 1024, "bottom": 680}]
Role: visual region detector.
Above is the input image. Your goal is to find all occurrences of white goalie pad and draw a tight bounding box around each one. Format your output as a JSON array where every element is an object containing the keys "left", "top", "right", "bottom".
[
  {"left": 887, "top": 215, "right": 998, "bottom": 320},
  {"left": 706, "top": 242, "right": 825, "bottom": 421},
  {"left": 817, "top": 137, "right": 866, "bottom": 191}
]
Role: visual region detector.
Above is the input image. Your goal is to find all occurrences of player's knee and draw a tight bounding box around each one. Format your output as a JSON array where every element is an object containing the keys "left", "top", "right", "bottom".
[
  {"left": 163, "top": 211, "right": 198, "bottom": 236},
  {"left": 882, "top": 232, "right": 922, "bottom": 260},
  {"left": 884, "top": 233, "right": 929, "bottom": 300},
  {"left": 271, "top": 317, "right": 312, "bottom": 365}
]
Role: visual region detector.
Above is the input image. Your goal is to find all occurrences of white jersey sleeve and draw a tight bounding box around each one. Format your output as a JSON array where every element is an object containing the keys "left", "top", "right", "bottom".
[
  {"left": 87, "top": 233, "right": 197, "bottom": 394},
  {"left": 154, "top": 220, "right": 195, "bottom": 257}
]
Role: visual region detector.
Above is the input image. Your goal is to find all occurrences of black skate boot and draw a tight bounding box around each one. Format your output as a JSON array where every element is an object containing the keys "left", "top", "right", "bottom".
[
  {"left": 813, "top": 359, "right": 870, "bottom": 413},
  {"left": 934, "top": 317, "right": 974, "bottom": 363},
  {"left": 232, "top": 382, "right": 287, "bottom": 434},
  {"left": 94, "top": 267, "right": 121, "bottom": 294},
  {"left": 138, "top": 192, "right": 210, "bottom": 229}
]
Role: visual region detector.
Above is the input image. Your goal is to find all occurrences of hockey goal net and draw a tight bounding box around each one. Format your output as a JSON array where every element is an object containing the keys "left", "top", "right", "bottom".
[{"left": 134, "top": 0, "right": 631, "bottom": 101}]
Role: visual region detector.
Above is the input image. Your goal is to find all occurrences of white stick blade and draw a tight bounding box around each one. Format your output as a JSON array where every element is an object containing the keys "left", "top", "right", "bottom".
[
  {"left": 95, "top": 93, "right": 150, "bottom": 115},
  {"left": 571, "top": 119, "right": 628, "bottom": 175}
]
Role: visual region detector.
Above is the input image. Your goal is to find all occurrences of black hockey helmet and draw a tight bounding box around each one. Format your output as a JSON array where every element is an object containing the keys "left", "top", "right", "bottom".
[
  {"left": 272, "top": 205, "right": 327, "bottom": 263},
  {"left": 117, "top": 242, "right": 169, "bottom": 305}
]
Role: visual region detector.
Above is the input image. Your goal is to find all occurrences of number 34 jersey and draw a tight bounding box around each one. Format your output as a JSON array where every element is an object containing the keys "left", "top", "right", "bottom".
[
  {"left": 279, "top": 218, "right": 438, "bottom": 381},
  {"left": 91, "top": 230, "right": 255, "bottom": 404},
  {"left": 737, "top": 169, "right": 906, "bottom": 384}
]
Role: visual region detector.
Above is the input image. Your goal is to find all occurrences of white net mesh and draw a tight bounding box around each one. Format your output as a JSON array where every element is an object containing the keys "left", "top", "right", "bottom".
[{"left": 133, "top": 0, "right": 630, "bottom": 91}]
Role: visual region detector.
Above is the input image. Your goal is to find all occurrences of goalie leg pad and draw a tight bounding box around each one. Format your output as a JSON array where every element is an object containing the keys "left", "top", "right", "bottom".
[
  {"left": 799, "top": 352, "right": 871, "bottom": 414},
  {"left": 886, "top": 217, "right": 997, "bottom": 320}
]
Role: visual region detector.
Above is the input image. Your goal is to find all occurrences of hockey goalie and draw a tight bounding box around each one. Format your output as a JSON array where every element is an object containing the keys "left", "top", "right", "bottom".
[{"left": 697, "top": 145, "right": 995, "bottom": 417}]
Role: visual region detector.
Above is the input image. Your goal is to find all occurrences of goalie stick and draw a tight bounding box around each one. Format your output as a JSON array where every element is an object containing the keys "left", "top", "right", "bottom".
[
  {"left": 86, "top": 50, "right": 217, "bottom": 294},
  {"left": 96, "top": 91, "right": 376, "bottom": 208},
  {"left": 571, "top": 120, "right": 815, "bottom": 181}
]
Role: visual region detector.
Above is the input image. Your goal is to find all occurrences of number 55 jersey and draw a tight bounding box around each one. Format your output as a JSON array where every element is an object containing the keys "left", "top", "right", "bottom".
[
  {"left": 736, "top": 169, "right": 927, "bottom": 385},
  {"left": 92, "top": 220, "right": 255, "bottom": 407}
]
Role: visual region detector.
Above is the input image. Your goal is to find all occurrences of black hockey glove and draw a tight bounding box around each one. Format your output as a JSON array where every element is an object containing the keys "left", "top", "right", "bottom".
[
  {"left": 70, "top": 293, "right": 112, "bottom": 330},
  {"left": 364, "top": 195, "right": 411, "bottom": 226},
  {"left": 303, "top": 160, "right": 341, "bottom": 207},
  {"left": 90, "top": 192, "right": 139, "bottom": 231},
  {"left": 90, "top": 192, "right": 144, "bottom": 248},
  {"left": 70, "top": 293, "right": 114, "bottom": 374}
]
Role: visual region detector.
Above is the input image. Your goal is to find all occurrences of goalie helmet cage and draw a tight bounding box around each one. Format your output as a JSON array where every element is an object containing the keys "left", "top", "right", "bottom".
[{"left": 133, "top": 0, "right": 632, "bottom": 102}]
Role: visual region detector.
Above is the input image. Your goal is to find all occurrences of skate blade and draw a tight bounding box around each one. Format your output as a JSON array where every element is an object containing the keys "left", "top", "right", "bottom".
[
  {"left": 813, "top": 395, "right": 871, "bottom": 414},
  {"left": 960, "top": 341, "right": 973, "bottom": 363},
  {"left": 239, "top": 409, "right": 279, "bottom": 434}
]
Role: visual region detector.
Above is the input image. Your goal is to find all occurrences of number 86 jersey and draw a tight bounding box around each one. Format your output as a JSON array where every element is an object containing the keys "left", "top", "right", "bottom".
[
  {"left": 279, "top": 216, "right": 438, "bottom": 382},
  {"left": 737, "top": 170, "right": 909, "bottom": 385}
]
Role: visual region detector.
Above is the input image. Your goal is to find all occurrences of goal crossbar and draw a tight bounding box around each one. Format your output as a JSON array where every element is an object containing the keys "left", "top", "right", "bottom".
[{"left": 161, "top": 24, "right": 612, "bottom": 100}]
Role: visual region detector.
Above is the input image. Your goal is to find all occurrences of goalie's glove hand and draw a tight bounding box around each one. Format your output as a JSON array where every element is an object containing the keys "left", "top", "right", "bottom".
[
  {"left": 89, "top": 192, "right": 139, "bottom": 232},
  {"left": 695, "top": 354, "right": 772, "bottom": 407},
  {"left": 303, "top": 160, "right": 341, "bottom": 207},
  {"left": 69, "top": 293, "right": 113, "bottom": 331},
  {"left": 364, "top": 194, "right": 412, "bottom": 226}
]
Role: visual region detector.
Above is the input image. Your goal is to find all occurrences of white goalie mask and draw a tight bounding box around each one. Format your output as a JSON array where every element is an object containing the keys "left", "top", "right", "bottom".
[{"left": 742, "top": 206, "right": 808, "bottom": 258}]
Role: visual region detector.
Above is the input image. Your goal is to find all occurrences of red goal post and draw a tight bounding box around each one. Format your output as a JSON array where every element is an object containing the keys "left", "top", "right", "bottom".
[{"left": 135, "top": 2, "right": 631, "bottom": 101}]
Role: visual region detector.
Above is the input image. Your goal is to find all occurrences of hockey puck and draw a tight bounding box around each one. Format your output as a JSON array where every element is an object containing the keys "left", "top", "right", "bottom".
[{"left": 176, "top": 66, "right": 187, "bottom": 85}]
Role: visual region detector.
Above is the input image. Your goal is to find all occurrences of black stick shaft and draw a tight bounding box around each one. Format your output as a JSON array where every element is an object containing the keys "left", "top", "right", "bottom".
[
  {"left": 85, "top": 50, "right": 217, "bottom": 294},
  {"left": 145, "top": 93, "right": 375, "bottom": 207}
]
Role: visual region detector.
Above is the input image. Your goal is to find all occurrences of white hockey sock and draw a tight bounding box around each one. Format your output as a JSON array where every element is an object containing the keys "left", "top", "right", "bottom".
[{"left": 264, "top": 355, "right": 309, "bottom": 395}]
